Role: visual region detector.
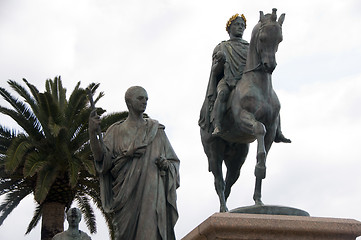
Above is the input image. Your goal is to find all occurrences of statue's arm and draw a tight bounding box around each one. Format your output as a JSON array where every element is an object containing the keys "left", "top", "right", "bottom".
[
  {"left": 155, "top": 129, "right": 180, "bottom": 187},
  {"left": 211, "top": 44, "right": 226, "bottom": 77},
  {"left": 89, "top": 110, "right": 105, "bottom": 162}
]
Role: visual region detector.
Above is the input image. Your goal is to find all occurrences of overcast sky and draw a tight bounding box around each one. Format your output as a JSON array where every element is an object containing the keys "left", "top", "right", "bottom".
[{"left": 1, "top": 0, "right": 361, "bottom": 239}]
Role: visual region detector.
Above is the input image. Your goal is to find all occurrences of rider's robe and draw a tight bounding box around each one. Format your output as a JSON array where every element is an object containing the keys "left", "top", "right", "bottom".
[
  {"left": 95, "top": 119, "right": 180, "bottom": 240},
  {"left": 199, "top": 38, "right": 249, "bottom": 132}
]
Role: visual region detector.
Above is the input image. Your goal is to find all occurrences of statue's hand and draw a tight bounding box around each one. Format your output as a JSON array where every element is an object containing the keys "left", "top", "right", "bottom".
[
  {"left": 211, "top": 51, "right": 226, "bottom": 76},
  {"left": 89, "top": 109, "right": 101, "bottom": 134},
  {"left": 156, "top": 156, "right": 169, "bottom": 171},
  {"left": 88, "top": 109, "right": 105, "bottom": 162},
  {"left": 214, "top": 51, "right": 226, "bottom": 64},
  {"left": 229, "top": 79, "right": 237, "bottom": 89}
]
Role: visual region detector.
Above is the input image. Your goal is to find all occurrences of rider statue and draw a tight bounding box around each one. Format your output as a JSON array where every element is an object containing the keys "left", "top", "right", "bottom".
[{"left": 199, "top": 13, "right": 290, "bottom": 143}]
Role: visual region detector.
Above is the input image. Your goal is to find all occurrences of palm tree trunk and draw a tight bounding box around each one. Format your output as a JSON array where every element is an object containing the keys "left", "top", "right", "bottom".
[{"left": 41, "top": 202, "right": 65, "bottom": 240}]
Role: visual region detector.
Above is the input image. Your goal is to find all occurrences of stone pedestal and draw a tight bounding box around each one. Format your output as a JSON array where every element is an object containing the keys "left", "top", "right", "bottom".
[{"left": 182, "top": 213, "right": 361, "bottom": 240}]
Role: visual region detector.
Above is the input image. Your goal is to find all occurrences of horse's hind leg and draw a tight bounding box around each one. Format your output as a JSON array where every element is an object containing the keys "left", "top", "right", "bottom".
[
  {"left": 224, "top": 143, "right": 249, "bottom": 200},
  {"left": 202, "top": 135, "right": 228, "bottom": 212},
  {"left": 212, "top": 155, "right": 228, "bottom": 212}
]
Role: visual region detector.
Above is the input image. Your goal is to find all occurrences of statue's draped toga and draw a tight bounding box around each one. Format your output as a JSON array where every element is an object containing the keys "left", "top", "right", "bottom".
[{"left": 95, "top": 118, "right": 179, "bottom": 240}]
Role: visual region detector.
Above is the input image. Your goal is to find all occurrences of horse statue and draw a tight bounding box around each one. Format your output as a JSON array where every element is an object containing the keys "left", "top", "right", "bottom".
[{"left": 199, "top": 9, "right": 288, "bottom": 212}]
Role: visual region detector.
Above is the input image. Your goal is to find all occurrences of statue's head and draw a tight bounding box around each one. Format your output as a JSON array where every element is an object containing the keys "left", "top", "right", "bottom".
[
  {"left": 125, "top": 86, "right": 148, "bottom": 113},
  {"left": 66, "top": 208, "right": 82, "bottom": 227},
  {"left": 226, "top": 13, "right": 247, "bottom": 38}
]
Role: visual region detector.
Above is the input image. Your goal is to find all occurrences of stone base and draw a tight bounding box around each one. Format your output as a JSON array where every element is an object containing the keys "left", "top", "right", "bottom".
[{"left": 182, "top": 213, "right": 361, "bottom": 240}]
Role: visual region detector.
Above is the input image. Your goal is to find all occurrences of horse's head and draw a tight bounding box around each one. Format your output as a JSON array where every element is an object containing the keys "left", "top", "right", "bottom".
[{"left": 250, "top": 8, "right": 285, "bottom": 74}]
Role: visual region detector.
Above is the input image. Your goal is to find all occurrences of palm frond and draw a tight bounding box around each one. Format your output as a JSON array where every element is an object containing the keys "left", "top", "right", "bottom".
[
  {"left": 46, "top": 77, "right": 67, "bottom": 112},
  {"left": 1, "top": 78, "right": 116, "bottom": 237},
  {"left": 34, "top": 164, "right": 60, "bottom": 203},
  {"left": 69, "top": 108, "right": 90, "bottom": 138},
  {"left": 35, "top": 93, "right": 56, "bottom": 140},
  {"left": 41, "top": 92, "right": 64, "bottom": 126},
  {"left": 0, "top": 186, "right": 32, "bottom": 225},
  {"left": 0, "top": 125, "right": 17, "bottom": 139},
  {"left": 76, "top": 180, "right": 114, "bottom": 239},
  {"left": 25, "top": 203, "right": 42, "bottom": 234},
  {"left": 0, "top": 126, "right": 17, "bottom": 154},
  {"left": 100, "top": 111, "right": 128, "bottom": 129},
  {"left": 66, "top": 87, "right": 87, "bottom": 121},
  {"left": 23, "top": 151, "right": 48, "bottom": 177},
  {"left": 4, "top": 135, "right": 33, "bottom": 173},
  {"left": 67, "top": 157, "right": 82, "bottom": 188},
  {"left": 79, "top": 154, "right": 96, "bottom": 176},
  {"left": 7, "top": 80, "right": 38, "bottom": 114},
  {"left": 22, "top": 79, "right": 40, "bottom": 103},
  {"left": 57, "top": 77, "right": 67, "bottom": 112},
  {"left": 75, "top": 194, "right": 96, "bottom": 234},
  {"left": 0, "top": 178, "right": 23, "bottom": 196},
  {"left": 0, "top": 86, "right": 29, "bottom": 117},
  {"left": 0, "top": 88, "right": 43, "bottom": 139}
]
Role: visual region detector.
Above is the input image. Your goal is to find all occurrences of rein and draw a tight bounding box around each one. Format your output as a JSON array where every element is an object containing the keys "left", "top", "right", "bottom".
[{"left": 243, "top": 22, "right": 264, "bottom": 74}]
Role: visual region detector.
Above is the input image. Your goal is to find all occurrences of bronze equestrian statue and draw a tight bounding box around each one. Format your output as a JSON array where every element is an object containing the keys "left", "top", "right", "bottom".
[{"left": 199, "top": 9, "right": 290, "bottom": 212}]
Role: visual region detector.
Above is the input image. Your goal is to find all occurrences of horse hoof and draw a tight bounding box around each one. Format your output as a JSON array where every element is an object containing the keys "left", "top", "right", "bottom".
[
  {"left": 220, "top": 205, "right": 229, "bottom": 212},
  {"left": 255, "top": 199, "right": 264, "bottom": 206}
]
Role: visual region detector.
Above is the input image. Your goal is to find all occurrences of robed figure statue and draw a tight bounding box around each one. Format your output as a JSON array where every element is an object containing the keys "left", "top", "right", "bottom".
[{"left": 89, "top": 86, "right": 180, "bottom": 240}]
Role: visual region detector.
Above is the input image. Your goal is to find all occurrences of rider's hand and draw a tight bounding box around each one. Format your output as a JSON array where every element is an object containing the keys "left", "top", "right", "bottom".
[{"left": 215, "top": 51, "right": 226, "bottom": 64}]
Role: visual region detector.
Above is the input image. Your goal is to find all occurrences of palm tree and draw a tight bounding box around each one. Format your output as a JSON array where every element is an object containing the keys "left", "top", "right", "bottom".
[{"left": 0, "top": 77, "right": 125, "bottom": 240}]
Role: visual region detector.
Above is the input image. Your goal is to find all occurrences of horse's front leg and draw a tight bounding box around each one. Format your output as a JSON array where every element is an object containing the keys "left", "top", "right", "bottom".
[
  {"left": 254, "top": 121, "right": 266, "bottom": 180},
  {"left": 234, "top": 109, "right": 267, "bottom": 205},
  {"left": 252, "top": 121, "right": 266, "bottom": 205}
]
